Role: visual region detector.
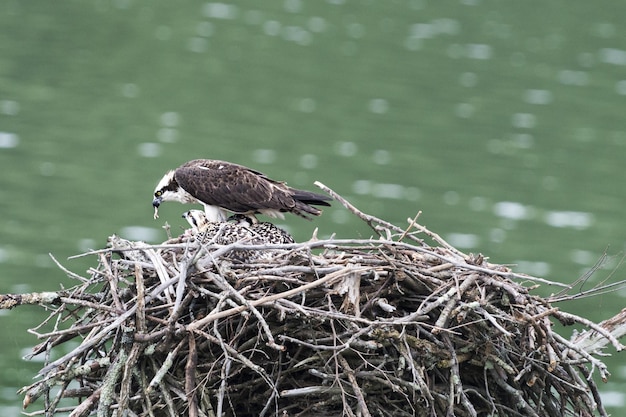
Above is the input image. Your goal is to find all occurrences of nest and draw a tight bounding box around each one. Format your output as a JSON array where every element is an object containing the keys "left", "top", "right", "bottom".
[{"left": 6, "top": 184, "right": 625, "bottom": 417}]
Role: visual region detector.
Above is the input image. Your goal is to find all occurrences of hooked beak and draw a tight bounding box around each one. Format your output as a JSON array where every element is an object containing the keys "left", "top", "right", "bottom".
[{"left": 152, "top": 197, "right": 162, "bottom": 219}]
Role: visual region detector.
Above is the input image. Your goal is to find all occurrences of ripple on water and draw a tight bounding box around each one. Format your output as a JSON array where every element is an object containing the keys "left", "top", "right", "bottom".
[
  {"left": 599, "top": 48, "right": 626, "bottom": 66},
  {"left": 352, "top": 180, "right": 418, "bottom": 201},
  {"left": 0, "top": 100, "right": 20, "bottom": 115},
  {"left": 599, "top": 390, "right": 625, "bottom": 409},
  {"left": 445, "top": 233, "right": 479, "bottom": 249},
  {"left": 557, "top": 70, "right": 589, "bottom": 86},
  {"left": 137, "top": 142, "right": 162, "bottom": 158},
  {"left": 371, "top": 149, "right": 390, "bottom": 164},
  {"left": 299, "top": 153, "right": 318, "bottom": 169},
  {"left": 252, "top": 149, "right": 276, "bottom": 164},
  {"left": 523, "top": 89, "right": 553, "bottom": 105},
  {"left": 493, "top": 201, "right": 534, "bottom": 220},
  {"left": 544, "top": 210, "right": 594, "bottom": 230},
  {"left": 512, "top": 260, "right": 551, "bottom": 277},
  {"left": 0, "top": 132, "right": 19, "bottom": 148},
  {"left": 334, "top": 141, "right": 358, "bottom": 157},
  {"left": 119, "top": 226, "right": 161, "bottom": 242},
  {"left": 202, "top": 3, "right": 238, "bottom": 20},
  {"left": 511, "top": 113, "right": 536, "bottom": 129}
]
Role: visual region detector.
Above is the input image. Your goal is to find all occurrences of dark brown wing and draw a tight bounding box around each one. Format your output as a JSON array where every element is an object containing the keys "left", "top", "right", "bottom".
[{"left": 174, "top": 159, "right": 297, "bottom": 213}]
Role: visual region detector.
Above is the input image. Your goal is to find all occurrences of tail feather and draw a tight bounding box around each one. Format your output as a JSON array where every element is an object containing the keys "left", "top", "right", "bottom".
[{"left": 290, "top": 188, "right": 332, "bottom": 219}]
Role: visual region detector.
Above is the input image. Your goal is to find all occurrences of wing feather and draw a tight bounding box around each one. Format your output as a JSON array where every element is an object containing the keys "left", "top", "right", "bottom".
[{"left": 174, "top": 160, "right": 297, "bottom": 213}]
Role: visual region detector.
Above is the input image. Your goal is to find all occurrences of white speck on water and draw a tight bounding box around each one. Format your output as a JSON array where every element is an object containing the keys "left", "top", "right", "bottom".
[
  {"left": 284, "top": 0, "right": 302, "bottom": 13},
  {"left": 282, "top": 26, "right": 312, "bottom": 45},
  {"left": 160, "top": 112, "right": 180, "bottom": 127},
  {"left": 511, "top": 113, "right": 536, "bottom": 129},
  {"left": 252, "top": 149, "right": 276, "bottom": 164},
  {"left": 297, "top": 98, "right": 316, "bottom": 113},
  {"left": 599, "top": 48, "right": 626, "bottom": 66},
  {"left": 157, "top": 128, "right": 178, "bottom": 143},
  {"left": 409, "top": 23, "right": 435, "bottom": 39},
  {"left": 493, "top": 201, "right": 533, "bottom": 220},
  {"left": 404, "top": 187, "right": 421, "bottom": 201},
  {"left": 335, "top": 141, "right": 357, "bottom": 157},
  {"left": 77, "top": 238, "right": 97, "bottom": 253},
  {"left": 489, "top": 228, "right": 506, "bottom": 243},
  {"left": 0, "top": 100, "right": 20, "bottom": 115},
  {"left": 352, "top": 180, "right": 371, "bottom": 195},
  {"left": 459, "top": 72, "right": 478, "bottom": 87},
  {"left": 196, "top": 21, "right": 214, "bottom": 37},
  {"left": 299, "top": 154, "right": 318, "bottom": 169},
  {"left": 263, "top": 20, "right": 281, "bottom": 36},
  {"left": 368, "top": 98, "right": 389, "bottom": 114},
  {"left": 121, "top": 83, "right": 139, "bottom": 98},
  {"left": 599, "top": 390, "right": 625, "bottom": 408},
  {"left": 569, "top": 249, "right": 595, "bottom": 265},
  {"left": 446, "top": 233, "right": 479, "bottom": 249},
  {"left": 308, "top": 16, "right": 327, "bottom": 33},
  {"left": 544, "top": 211, "right": 593, "bottom": 230},
  {"left": 466, "top": 43, "right": 492, "bottom": 60},
  {"left": 40, "top": 162, "right": 56, "bottom": 176},
  {"left": 443, "top": 191, "right": 460, "bottom": 205},
  {"left": 372, "top": 183, "right": 405, "bottom": 199},
  {"left": 331, "top": 210, "right": 350, "bottom": 224},
  {"left": 514, "top": 260, "right": 551, "bottom": 277},
  {"left": 0, "top": 132, "right": 19, "bottom": 148},
  {"left": 541, "top": 176, "right": 559, "bottom": 191},
  {"left": 187, "top": 37, "right": 208, "bottom": 53},
  {"left": 138, "top": 142, "right": 162, "bottom": 158},
  {"left": 593, "top": 22, "right": 616, "bottom": 38},
  {"left": 347, "top": 22, "right": 365, "bottom": 39},
  {"left": 120, "top": 226, "right": 161, "bottom": 242},
  {"left": 511, "top": 133, "right": 534, "bottom": 148},
  {"left": 523, "top": 89, "right": 553, "bottom": 105},
  {"left": 557, "top": 70, "right": 589, "bottom": 86},
  {"left": 468, "top": 196, "right": 487, "bottom": 211},
  {"left": 372, "top": 149, "right": 391, "bottom": 165},
  {"left": 202, "top": 3, "right": 238, "bottom": 19},
  {"left": 455, "top": 102, "right": 474, "bottom": 118}
]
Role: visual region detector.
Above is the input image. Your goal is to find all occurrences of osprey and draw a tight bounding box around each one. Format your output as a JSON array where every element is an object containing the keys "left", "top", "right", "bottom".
[
  {"left": 181, "top": 210, "right": 256, "bottom": 242},
  {"left": 182, "top": 210, "right": 294, "bottom": 244},
  {"left": 153, "top": 159, "right": 331, "bottom": 222},
  {"left": 229, "top": 213, "right": 295, "bottom": 244},
  {"left": 181, "top": 210, "right": 294, "bottom": 262}
]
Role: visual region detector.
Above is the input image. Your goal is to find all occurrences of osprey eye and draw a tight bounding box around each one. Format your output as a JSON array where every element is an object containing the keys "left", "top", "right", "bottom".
[{"left": 155, "top": 190, "right": 162, "bottom": 197}]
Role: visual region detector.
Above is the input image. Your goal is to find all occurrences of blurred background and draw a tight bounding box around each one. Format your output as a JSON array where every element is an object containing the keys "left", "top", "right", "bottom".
[{"left": 1, "top": 0, "right": 625, "bottom": 414}]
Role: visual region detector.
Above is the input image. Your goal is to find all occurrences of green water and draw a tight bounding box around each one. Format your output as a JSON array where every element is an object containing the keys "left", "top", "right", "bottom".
[{"left": 1, "top": 0, "right": 625, "bottom": 413}]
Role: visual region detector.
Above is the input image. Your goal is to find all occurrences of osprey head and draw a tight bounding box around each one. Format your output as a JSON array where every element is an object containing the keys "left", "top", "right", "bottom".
[
  {"left": 152, "top": 170, "right": 187, "bottom": 219},
  {"left": 182, "top": 209, "right": 209, "bottom": 233}
]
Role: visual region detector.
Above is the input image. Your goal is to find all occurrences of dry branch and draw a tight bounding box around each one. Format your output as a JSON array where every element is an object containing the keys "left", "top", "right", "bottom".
[{"left": 4, "top": 187, "right": 626, "bottom": 417}]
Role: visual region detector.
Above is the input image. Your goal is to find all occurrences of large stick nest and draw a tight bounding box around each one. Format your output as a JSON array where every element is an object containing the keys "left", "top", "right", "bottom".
[{"left": 10, "top": 185, "right": 625, "bottom": 417}]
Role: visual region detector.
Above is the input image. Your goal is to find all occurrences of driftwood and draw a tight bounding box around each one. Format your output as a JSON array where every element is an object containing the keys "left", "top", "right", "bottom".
[{"left": 2, "top": 183, "right": 625, "bottom": 417}]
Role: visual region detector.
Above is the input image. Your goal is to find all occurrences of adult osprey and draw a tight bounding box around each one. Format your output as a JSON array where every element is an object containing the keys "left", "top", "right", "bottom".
[{"left": 153, "top": 159, "right": 331, "bottom": 222}]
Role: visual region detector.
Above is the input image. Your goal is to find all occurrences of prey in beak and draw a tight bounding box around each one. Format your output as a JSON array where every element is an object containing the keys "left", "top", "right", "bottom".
[{"left": 152, "top": 197, "right": 162, "bottom": 219}]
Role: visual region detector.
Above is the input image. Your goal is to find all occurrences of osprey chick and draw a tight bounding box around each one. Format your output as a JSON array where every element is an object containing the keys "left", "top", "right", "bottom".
[
  {"left": 229, "top": 213, "right": 295, "bottom": 244},
  {"left": 153, "top": 159, "right": 331, "bottom": 222}
]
